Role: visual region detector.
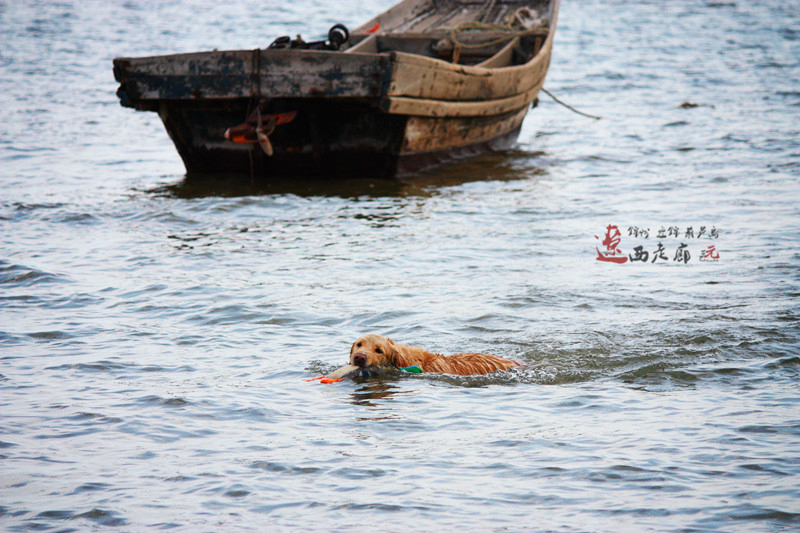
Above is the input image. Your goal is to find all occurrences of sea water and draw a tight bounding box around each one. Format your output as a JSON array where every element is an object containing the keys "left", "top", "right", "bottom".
[{"left": 1, "top": 1, "right": 799, "bottom": 531}]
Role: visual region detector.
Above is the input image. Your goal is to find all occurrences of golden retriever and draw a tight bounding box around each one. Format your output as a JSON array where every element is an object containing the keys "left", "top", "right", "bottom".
[{"left": 350, "top": 334, "right": 519, "bottom": 376}]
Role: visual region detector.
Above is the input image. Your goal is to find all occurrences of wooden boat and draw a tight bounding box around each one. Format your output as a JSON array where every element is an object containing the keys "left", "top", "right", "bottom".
[{"left": 113, "top": 0, "right": 559, "bottom": 179}]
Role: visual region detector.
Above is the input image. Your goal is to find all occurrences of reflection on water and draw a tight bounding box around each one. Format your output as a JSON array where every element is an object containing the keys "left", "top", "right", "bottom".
[
  {"left": 153, "top": 149, "right": 549, "bottom": 199},
  {"left": 350, "top": 380, "right": 409, "bottom": 411}
]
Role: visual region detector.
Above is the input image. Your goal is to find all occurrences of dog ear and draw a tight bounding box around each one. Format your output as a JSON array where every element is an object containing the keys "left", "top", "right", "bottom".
[{"left": 386, "top": 338, "right": 402, "bottom": 366}]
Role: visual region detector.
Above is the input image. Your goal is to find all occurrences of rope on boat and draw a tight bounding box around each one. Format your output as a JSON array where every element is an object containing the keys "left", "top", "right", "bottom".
[
  {"left": 541, "top": 87, "right": 602, "bottom": 120},
  {"left": 449, "top": 7, "right": 548, "bottom": 50},
  {"left": 450, "top": 23, "right": 547, "bottom": 49}
]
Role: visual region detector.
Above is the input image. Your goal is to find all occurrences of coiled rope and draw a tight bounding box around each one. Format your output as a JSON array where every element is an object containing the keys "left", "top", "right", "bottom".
[{"left": 449, "top": 7, "right": 548, "bottom": 50}]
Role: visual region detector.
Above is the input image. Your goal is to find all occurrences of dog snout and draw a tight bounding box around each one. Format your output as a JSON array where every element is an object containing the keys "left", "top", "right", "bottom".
[{"left": 352, "top": 352, "right": 368, "bottom": 366}]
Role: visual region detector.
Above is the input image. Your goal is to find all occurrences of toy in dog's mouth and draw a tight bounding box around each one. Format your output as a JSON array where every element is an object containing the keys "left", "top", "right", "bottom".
[
  {"left": 308, "top": 351, "right": 371, "bottom": 382},
  {"left": 305, "top": 364, "right": 362, "bottom": 383},
  {"left": 306, "top": 362, "right": 423, "bottom": 383}
]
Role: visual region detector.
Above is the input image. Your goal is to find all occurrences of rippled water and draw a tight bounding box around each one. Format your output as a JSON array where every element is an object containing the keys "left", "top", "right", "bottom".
[{"left": 2, "top": 0, "right": 800, "bottom": 531}]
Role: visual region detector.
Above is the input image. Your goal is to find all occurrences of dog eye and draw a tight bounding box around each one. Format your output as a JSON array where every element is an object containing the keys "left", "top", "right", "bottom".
[
  {"left": 356, "top": 342, "right": 362, "bottom": 347},
  {"left": 375, "top": 347, "right": 382, "bottom": 354}
]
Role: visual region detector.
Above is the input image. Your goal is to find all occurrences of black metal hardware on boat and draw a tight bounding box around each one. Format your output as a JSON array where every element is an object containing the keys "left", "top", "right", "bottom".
[
  {"left": 327, "top": 24, "right": 349, "bottom": 48},
  {"left": 268, "top": 24, "right": 349, "bottom": 51}
]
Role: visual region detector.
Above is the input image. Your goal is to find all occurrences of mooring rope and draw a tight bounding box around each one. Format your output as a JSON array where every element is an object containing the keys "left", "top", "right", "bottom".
[{"left": 541, "top": 87, "right": 602, "bottom": 120}]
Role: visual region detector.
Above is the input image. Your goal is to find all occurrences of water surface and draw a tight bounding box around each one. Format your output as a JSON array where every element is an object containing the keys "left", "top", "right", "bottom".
[{"left": 2, "top": 0, "right": 799, "bottom": 531}]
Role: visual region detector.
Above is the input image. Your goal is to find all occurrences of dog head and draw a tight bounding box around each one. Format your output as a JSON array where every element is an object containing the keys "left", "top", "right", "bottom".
[{"left": 350, "top": 334, "right": 400, "bottom": 368}]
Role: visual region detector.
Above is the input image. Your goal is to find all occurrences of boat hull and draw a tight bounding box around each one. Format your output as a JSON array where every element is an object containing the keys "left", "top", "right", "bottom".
[
  {"left": 155, "top": 98, "right": 409, "bottom": 178},
  {"left": 151, "top": 98, "right": 532, "bottom": 178}
]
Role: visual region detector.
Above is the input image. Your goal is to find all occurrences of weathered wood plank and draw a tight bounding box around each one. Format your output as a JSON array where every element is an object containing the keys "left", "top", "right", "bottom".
[
  {"left": 385, "top": 28, "right": 554, "bottom": 101},
  {"left": 115, "top": 50, "right": 390, "bottom": 102},
  {"left": 352, "top": 0, "right": 437, "bottom": 34},
  {"left": 380, "top": 71, "right": 543, "bottom": 117},
  {"left": 401, "top": 106, "right": 529, "bottom": 153},
  {"left": 475, "top": 36, "right": 521, "bottom": 68}
]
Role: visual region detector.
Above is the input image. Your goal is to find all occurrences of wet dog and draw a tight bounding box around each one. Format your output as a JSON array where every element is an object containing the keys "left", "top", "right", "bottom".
[{"left": 350, "top": 334, "right": 519, "bottom": 376}]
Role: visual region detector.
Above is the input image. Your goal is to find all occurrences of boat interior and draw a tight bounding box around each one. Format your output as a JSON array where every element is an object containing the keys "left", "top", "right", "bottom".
[{"left": 345, "top": 0, "right": 553, "bottom": 67}]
